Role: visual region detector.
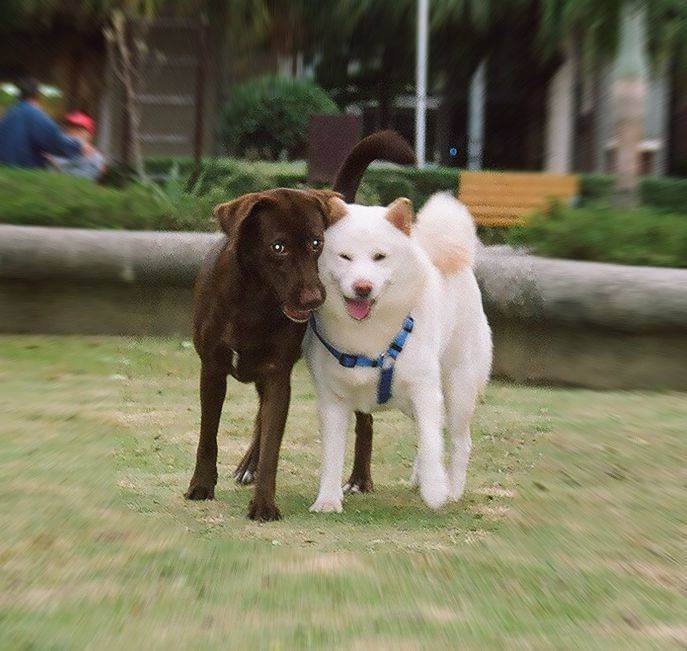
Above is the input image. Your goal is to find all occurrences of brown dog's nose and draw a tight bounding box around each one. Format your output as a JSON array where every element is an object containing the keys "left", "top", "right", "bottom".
[
  {"left": 352, "top": 280, "right": 373, "bottom": 299},
  {"left": 299, "top": 287, "right": 324, "bottom": 309}
]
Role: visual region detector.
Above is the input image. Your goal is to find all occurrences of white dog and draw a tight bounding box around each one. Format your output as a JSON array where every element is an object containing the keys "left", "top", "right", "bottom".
[{"left": 304, "top": 192, "right": 492, "bottom": 513}]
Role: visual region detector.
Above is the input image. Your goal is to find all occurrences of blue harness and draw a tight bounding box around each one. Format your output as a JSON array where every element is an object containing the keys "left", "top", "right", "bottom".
[{"left": 309, "top": 315, "right": 414, "bottom": 404}]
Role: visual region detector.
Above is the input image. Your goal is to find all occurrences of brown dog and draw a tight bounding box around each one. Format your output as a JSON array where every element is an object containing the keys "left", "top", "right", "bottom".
[{"left": 185, "top": 131, "right": 415, "bottom": 520}]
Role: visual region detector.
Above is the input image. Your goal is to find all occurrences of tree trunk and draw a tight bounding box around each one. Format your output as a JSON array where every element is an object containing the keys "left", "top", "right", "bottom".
[
  {"left": 613, "top": 2, "right": 648, "bottom": 206},
  {"left": 544, "top": 40, "right": 575, "bottom": 173},
  {"left": 467, "top": 59, "right": 487, "bottom": 170},
  {"left": 107, "top": 12, "right": 146, "bottom": 179}
]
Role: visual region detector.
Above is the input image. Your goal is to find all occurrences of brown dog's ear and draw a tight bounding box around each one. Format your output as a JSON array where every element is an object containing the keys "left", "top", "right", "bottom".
[
  {"left": 309, "top": 189, "right": 348, "bottom": 227},
  {"left": 213, "top": 192, "right": 273, "bottom": 240},
  {"left": 386, "top": 197, "right": 414, "bottom": 235}
]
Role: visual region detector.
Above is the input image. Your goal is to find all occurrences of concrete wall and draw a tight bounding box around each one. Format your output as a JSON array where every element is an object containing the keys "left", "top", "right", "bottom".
[{"left": 2, "top": 225, "right": 686, "bottom": 390}]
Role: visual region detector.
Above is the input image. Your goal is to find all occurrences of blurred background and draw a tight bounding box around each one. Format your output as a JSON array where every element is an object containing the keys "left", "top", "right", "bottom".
[
  {"left": 1, "top": 0, "right": 686, "bottom": 173},
  {"left": 1, "top": 0, "right": 686, "bottom": 266}
]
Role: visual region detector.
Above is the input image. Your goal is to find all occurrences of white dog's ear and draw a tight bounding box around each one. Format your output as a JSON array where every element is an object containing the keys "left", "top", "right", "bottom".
[{"left": 386, "top": 197, "right": 414, "bottom": 235}]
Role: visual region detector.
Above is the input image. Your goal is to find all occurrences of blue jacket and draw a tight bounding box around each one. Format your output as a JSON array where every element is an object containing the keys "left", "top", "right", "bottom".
[{"left": 0, "top": 101, "right": 82, "bottom": 168}]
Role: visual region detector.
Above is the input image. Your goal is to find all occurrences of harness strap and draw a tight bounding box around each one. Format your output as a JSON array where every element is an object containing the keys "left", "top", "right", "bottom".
[{"left": 309, "top": 315, "right": 414, "bottom": 404}]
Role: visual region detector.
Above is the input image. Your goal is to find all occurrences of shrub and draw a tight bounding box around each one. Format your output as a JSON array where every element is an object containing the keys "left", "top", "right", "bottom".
[
  {"left": 404, "top": 167, "right": 458, "bottom": 201},
  {"left": 0, "top": 167, "right": 216, "bottom": 231},
  {"left": 640, "top": 177, "right": 687, "bottom": 213},
  {"left": 219, "top": 76, "right": 339, "bottom": 160},
  {"left": 146, "top": 157, "right": 457, "bottom": 209},
  {"left": 579, "top": 173, "right": 614, "bottom": 204},
  {"left": 576, "top": 174, "right": 687, "bottom": 211},
  {"left": 355, "top": 181, "right": 381, "bottom": 206},
  {"left": 365, "top": 172, "right": 416, "bottom": 205},
  {"left": 507, "top": 202, "right": 687, "bottom": 268},
  {"left": 365, "top": 166, "right": 457, "bottom": 207}
]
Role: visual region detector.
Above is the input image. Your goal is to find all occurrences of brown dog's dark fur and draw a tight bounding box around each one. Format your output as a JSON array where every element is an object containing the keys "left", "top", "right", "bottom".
[{"left": 185, "top": 131, "right": 415, "bottom": 520}]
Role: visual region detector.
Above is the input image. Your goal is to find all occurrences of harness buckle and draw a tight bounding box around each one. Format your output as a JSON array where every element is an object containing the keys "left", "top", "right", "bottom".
[{"left": 339, "top": 353, "right": 358, "bottom": 368}]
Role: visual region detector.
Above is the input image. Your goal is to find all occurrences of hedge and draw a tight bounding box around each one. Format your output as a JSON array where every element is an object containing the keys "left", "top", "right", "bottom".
[
  {"left": 0, "top": 167, "right": 216, "bottom": 231},
  {"left": 576, "top": 174, "right": 687, "bottom": 213},
  {"left": 578, "top": 174, "right": 615, "bottom": 204},
  {"left": 145, "top": 157, "right": 459, "bottom": 208},
  {"left": 4, "top": 163, "right": 687, "bottom": 265},
  {"left": 507, "top": 202, "right": 687, "bottom": 268},
  {"left": 146, "top": 159, "right": 687, "bottom": 212},
  {"left": 639, "top": 177, "right": 687, "bottom": 212}
]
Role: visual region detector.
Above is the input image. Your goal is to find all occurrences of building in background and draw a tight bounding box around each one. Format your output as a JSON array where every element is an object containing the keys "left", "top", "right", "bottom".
[{"left": 1, "top": 3, "right": 684, "bottom": 178}]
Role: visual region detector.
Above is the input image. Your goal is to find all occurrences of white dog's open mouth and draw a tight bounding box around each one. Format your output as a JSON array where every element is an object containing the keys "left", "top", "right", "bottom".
[{"left": 344, "top": 297, "right": 375, "bottom": 320}]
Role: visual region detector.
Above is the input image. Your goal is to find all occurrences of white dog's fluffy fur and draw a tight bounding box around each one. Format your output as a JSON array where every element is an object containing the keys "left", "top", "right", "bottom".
[{"left": 303, "top": 192, "right": 493, "bottom": 512}]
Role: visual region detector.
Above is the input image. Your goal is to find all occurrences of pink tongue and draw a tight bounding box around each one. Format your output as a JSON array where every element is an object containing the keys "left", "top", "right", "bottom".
[{"left": 345, "top": 298, "right": 373, "bottom": 320}]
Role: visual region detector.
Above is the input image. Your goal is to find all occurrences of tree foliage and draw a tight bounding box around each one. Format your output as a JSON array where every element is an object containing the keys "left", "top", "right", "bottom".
[{"left": 218, "top": 75, "right": 339, "bottom": 160}]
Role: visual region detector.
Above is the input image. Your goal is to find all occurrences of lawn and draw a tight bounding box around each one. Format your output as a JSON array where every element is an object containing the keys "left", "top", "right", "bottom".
[{"left": 1, "top": 336, "right": 685, "bottom": 649}]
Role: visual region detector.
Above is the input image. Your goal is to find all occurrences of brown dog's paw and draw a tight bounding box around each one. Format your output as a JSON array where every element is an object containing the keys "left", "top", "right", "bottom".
[
  {"left": 343, "top": 475, "right": 374, "bottom": 494},
  {"left": 184, "top": 481, "right": 215, "bottom": 500},
  {"left": 247, "top": 498, "right": 282, "bottom": 521}
]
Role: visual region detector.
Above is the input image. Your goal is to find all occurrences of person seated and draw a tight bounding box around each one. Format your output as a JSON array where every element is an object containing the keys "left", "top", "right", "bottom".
[
  {"left": 49, "top": 111, "right": 106, "bottom": 181},
  {"left": 0, "top": 77, "right": 90, "bottom": 169}
]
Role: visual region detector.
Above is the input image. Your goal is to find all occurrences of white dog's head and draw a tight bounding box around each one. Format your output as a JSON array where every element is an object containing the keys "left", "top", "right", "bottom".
[{"left": 318, "top": 198, "right": 424, "bottom": 322}]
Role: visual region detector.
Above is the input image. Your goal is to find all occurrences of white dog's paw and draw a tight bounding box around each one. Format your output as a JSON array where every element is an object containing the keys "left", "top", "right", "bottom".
[
  {"left": 420, "top": 470, "right": 449, "bottom": 510},
  {"left": 448, "top": 485, "right": 465, "bottom": 502},
  {"left": 448, "top": 463, "right": 468, "bottom": 502},
  {"left": 448, "top": 473, "right": 467, "bottom": 502},
  {"left": 309, "top": 494, "right": 344, "bottom": 513}
]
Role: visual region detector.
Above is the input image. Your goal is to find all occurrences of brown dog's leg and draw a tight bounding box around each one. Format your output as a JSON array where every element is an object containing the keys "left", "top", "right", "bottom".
[
  {"left": 344, "top": 412, "right": 374, "bottom": 493},
  {"left": 233, "top": 383, "right": 263, "bottom": 485},
  {"left": 247, "top": 370, "right": 291, "bottom": 521},
  {"left": 185, "top": 363, "right": 227, "bottom": 500}
]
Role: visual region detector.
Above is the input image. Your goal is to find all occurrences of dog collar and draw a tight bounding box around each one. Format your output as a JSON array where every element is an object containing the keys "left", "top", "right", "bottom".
[{"left": 309, "top": 315, "right": 414, "bottom": 404}]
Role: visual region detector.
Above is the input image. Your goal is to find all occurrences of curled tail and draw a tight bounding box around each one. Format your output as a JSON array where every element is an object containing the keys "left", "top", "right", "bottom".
[
  {"left": 333, "top": 130, "right": 415, "bottom": 202},
  {"left": 414, "top": 192, "right": 478, "bottom": 275}
]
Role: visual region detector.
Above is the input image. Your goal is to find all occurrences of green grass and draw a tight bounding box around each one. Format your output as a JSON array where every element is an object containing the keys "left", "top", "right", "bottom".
[{"left": 1, "top": 336, "right": 685, "bottom": 648}]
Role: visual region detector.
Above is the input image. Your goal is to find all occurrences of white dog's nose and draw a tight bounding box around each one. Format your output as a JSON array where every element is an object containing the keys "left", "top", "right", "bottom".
[{"left": 352, "top": 280, "right": 373, "bottom": 299}]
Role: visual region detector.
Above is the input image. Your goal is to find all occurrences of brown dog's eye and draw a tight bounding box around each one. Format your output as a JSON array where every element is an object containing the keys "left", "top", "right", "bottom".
[
  {"left": 271, "top": 242, "right": 287, "bottom": 255},
  {"left": 311, "top": 238, "right": 322, "bottom": 251},
  {"left": 373, "top": 253, "right": 386, "bottom": 261}
]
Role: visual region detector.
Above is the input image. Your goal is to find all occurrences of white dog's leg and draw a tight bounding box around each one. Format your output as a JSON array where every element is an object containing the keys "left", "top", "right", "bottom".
[
  {"left": 310, "top": 395, "right": 351, "bottom": 513},
  {"left": 410, "top": 384, "right": 449, "bottom": 509},
  {"left": 443, "top": 368, "right": 479, "bottom": 501},
  {"left": 409, "top": 456, "right": 419, "bottom": 488}
]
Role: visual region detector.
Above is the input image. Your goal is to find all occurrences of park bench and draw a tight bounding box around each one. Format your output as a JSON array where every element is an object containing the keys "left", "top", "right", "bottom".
[{"left": 458, "top": 171, "right": 579, "bottom": 227}]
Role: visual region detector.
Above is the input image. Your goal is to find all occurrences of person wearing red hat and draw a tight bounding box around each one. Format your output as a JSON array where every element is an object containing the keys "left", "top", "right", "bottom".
[
  {"left": 49, "top": 110, "right": 106, "bottom": 181},
  {"left": 0, "top": 78, "right": 88, "bottom": 169}
]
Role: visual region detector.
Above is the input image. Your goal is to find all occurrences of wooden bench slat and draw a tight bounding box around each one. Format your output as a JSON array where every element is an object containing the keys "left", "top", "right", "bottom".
[
  {"left": 473, "top": 216, "right": 524, "bottom": 227},
  {"left": 460, "top": 171, "right": 577, "bottom": 183},
  {"left": 460, "top": 195, "right": 562, "bottom": 208},
  {"left": 460, "top": 185, "right": 576, "bottom": 194},
  {"left": 461, "top": 182, "right": 577, "bottom": 193},
  {"left": 458, "top": 171, "right": 578, "bottom": 227},
  {"left": 469, "top": 206, "right": 536, "bottom": 218}
]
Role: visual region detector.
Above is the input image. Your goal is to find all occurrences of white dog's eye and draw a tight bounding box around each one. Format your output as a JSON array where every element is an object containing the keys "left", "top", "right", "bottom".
[
  {"left": 373, "top": 253, "right": 386, "bottom": 261},
  {"left": 339, "top": 253, "right": 352, "bottom": 261}
]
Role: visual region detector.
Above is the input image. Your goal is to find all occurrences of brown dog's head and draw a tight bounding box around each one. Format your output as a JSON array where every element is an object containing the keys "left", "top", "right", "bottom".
[{"left": 214, "top": 188, "right": 346, "bottom": 323}]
